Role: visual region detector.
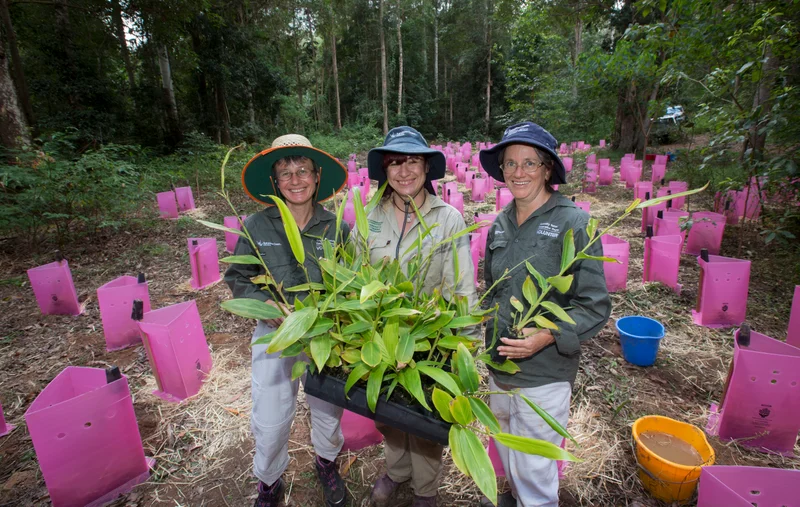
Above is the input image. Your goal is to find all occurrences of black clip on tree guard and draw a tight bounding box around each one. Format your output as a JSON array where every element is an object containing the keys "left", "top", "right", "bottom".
[{"left": 303, "top": 371, "right": 451, "bottom": 445}]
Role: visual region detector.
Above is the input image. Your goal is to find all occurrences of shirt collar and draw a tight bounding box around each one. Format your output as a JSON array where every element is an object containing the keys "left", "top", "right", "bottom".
[
  {"left": 264, "top": 202, "right": 332, "bottom": 229},
  {"left": 504, "top": 191, "right": 565, "bottom": 227}
]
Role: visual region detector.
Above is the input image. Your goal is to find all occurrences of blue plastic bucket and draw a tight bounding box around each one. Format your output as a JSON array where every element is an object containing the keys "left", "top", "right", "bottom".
[{"left": 616, "top": 316, "right": 665, "bottom": 367}]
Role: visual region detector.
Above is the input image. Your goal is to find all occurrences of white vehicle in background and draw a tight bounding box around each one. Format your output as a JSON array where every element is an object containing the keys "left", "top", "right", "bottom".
[{"left": 658, "top": 105, "right": 686, "bottom": 124}]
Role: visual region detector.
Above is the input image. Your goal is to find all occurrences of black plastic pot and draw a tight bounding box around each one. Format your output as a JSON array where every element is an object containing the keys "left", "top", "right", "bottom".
[{"left": 303, "top": 371, "right": 451, "bottom": 445}]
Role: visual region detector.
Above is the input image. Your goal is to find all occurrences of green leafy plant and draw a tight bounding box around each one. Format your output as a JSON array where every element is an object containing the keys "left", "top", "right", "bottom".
[{"left": 200, "top": 146, "right": 707, "bottom": 505}]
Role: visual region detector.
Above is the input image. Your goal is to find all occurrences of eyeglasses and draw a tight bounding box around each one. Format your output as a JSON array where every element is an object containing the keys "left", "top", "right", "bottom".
[
  {"left": 276, "top": 167, "right": 315, "bottom": 182},
  {"left": 501, "top": 159, "right": 545, "bottom": 174},
  {"left": 386, "top": 156, "right": 425, "bottom": 170}
]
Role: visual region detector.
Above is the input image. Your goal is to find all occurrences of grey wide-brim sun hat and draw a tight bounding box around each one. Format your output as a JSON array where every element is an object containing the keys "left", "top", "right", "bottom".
[
  {"left": 479, "top": 121, "right": 567, "bottom": 185},
  {"left": 368, "top": 126, "right": 446, "bottom": 195}
]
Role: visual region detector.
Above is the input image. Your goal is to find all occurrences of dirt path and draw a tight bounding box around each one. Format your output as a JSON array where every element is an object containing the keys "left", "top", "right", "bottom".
[{"left": 0, "top": 146, "right": 797, "bottom": 507}]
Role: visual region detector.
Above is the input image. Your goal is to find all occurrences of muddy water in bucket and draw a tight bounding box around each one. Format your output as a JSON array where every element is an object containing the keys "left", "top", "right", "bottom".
[{"left": 639, "top": 431, "right": 703, "bottom": 466}]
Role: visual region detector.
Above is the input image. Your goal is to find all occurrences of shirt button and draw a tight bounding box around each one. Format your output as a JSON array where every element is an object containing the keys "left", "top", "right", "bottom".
[{"left": 515, "top": 239, "right": 519, "bottom": 243}]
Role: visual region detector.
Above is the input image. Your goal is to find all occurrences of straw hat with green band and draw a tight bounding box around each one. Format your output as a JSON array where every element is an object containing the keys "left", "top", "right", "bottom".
[{"left": 241, "top": 134, "right": 347, "bottom": 206}]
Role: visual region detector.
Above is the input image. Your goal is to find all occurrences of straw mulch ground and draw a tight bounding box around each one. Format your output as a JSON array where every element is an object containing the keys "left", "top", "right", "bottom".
[{"left": 0, "top": 144, "right": 797, "bottom": 507}]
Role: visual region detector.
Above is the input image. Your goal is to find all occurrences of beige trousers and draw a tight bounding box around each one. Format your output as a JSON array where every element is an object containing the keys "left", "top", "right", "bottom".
[{"left": 376, "top": 422, "right": 443, "bottom": 498}]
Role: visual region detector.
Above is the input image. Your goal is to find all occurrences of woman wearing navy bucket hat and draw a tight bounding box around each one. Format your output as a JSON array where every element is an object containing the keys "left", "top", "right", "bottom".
[
  {"left": 359, "top": 126, "right": 478, "bottom": 507},
  {"left": 224, "top": 134, "right": 350, "bottom": 507},
  {"left": 478, "top": 122, "right": 610, "bottom": 507}
]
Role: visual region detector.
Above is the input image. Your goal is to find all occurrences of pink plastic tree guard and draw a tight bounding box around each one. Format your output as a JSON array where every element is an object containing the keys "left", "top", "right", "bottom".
[
  {"left": 626, "top": 163, "right": 642, "bottom": 189},
  {"left": 156, "top": 191, "right": 179, "bottom": 219},
  {"left": 357, "top": 167, "right": 369, "bottom": 182},
  {"left": 574, "top": 201, "right": 590, "bottom": 213},
  {"left": 174, "top": 186, "right": 195, "bottom": 212},
  {"left": 97, "top": 276, "right": 151, "bottom": 351},
  {"left": 706, "top": 328, "right": 800, "bottom": 456},
  {"left": 341, "top": 410, "right": 383, "bottom": 451},
  {"left": 188, "top": 238, "right": 221, "bottom": 290},
  {"left": 470, "top": 233, "right": 480, "bottom": 286},
  {"left": 643, "top": 235, "right": 682, "bottom": 293},
  {"left": 342, "top": 200, "right": 356, "bottom": 229},
  {"left": 640, "top": 199, "right": 667, "bottom": 233},
  {"left": 465, "top": 171, "right": 476, "bottom": 190},
  {"left": 347, "top": 159, "right": 357, "bottom": 173},
  {"left": 449, "top": 191, "right": 465, "bottom": 215},
  {"left": 136, "top": 300, "right": 213, "bottom": 402},
  {"left": 684, "top": 211, "right": 726, "bottom": 256},
  {"left": 443, "top": 182, "right": 459, "bottom": 204},
  {"left": 455, "top": 163, "right": 467, "bottom": 183},
  {"left": 599, "top": 165, "right": 614, "bottom": 186},
  {"left": 654, "top": 154, "right": 668, "bottom": 165},
  {"left": 475, "top": 213, "right": 497, "bottom": 259},
  {"left": 496, "top": 188, "right": 513, "bottom": 211},
  {"left": 697, "top": 466, "right": 800, "bottom": 507},
  {"left": 653, "top": 211, "right": 688, "bottom": 244},
  {"left": 651, "top": 163, "right": 666, "bottom": 183},
  {"left": 0, "top": 402, "right": 14, "bottom": 437},
  {"left": 24, "top": 367, "right": 153, "bottom": 507},
  {"left": 634, "top": 181, "right": 653, "bottom": 201},
  {"left": 346, "top": 171, "right": 360, "bottom": 189},
  {"left": 692, "top": 254, "right": 751, "bottom": 328},
  {"left": 789, "top": 286, "right": 800, "bottom": 349},
  {"left": 223, "top": 215, "right": 247, "bottom": 254},
  {"left": 668, "top": 181, "right": 689, "bottom": 208},
  {"left": 27, "top": 259, "right": 82, "bottom": 316},
  {"left": 601, "top": 235, "right": 630, "bottom": 292},
  {"left": 471, "top": 178, "right": 488, "bottom": 202},
  {"left": 599, "top": 139, "right": 606, "bottom": 148},
  {"left": 562, "top": 157, "right": 573, "bottom": 172}
]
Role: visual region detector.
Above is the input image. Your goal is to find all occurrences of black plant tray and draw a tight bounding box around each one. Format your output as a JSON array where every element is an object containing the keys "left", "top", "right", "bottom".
[{"left": 303, "top": 371, "right": 451, "bottom": 445}]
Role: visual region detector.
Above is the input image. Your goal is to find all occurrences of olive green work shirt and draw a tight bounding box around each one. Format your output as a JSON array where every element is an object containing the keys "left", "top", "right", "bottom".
[
  {"left": 224, "top": 203, "right": 350, "bottom": 303},
  {"left": 484, "top": 192, "right": 611, "bottom": 388}
]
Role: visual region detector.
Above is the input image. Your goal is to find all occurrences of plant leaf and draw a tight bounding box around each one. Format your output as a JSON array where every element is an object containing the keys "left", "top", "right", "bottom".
[
  {"left": 366, "top": 363, "right": 389, "bottom": 412},
  {"left": 455, "top": 343, "right": 480, "bottom": 393},
  {"left": 291, "top": 360, "right": 308, "bottom": 381},
  {"left": 637, "top": 183, "right": 708, "bottom": 209},
  {"left": 509, "top": 296, "right": 524, "bottom": 313},
  {"left": 353, "top": 187, "right": 369, "bottom": 241},
  {"left": 310, "top": 334, "right": 333, "bottom": 371},
  {"left": 477, "top": 353, "right": 522, "bottom": 374},
  {"left": 304, "top": 318, "right": 335, "bottom": 338},
  {"left": 266, "top": 307, "right": 319, "bottom": 354},
  {"left": 342, "top": 320, "right": 373, "bottom": 335},
  {"left": 586, "top": 218, "right": 599, "bottom": 240},
  {"left": 398, "top": 367, "right": 431, "bottom": 410},
  {"left": 533, "top": 314, "right": 559, "bottom": 330},
  {"left": 417, "top": 363, "right": 463, "bottom": 397},
  {"left": 522, "top": 276, "right": 538, "bottom": 306},
  {"left": 380, "top": 308, "right": 421, "bottom": 318},
  {"left": 361, "top": 341, "right": 382, "bottom": 367},
  {"left": 449, "top": 395, "right": 475, "bottom": 425},
  {"left": 267, "top": 194, "right": 305, "bottom": 265},
  {"left": 382, "top": 317, "right": 399, "bottom": 365},
  {"left": 449, "top": 426, "right": 471, "bottom": 477},
  {"left": 526, "top": 261, "right": 547, "bottom": 290},
  {"left": 219, "top": 255, "right": 262, "bottom": 264},
  {"left": 539, "top": 301, "right": 575, "bottom": 325},
  {"left": 560, "top": 229, "right": 575, "bottom": 272},
  {"left": 396, "top": 331, "right": 415, "bottom": 364},
  {"left": 221, "top": 298, "right": 282, "bottom": 320},
  {"left": 546, "top": 275, "right": 573, "bottom": 293},
  {"left": 468, "top": 397, "right": 501, "bottom": 433},
  {"left": 448, "top": 315, "right": 484, "bottom": 328},
  {"left": 493, "top": 432, "right": 580, "bottom": 461},
  {"left": 196, "top": 219, "right": 246, "bottom": 237},
  {"left": 344, "top": 362, "right": 370, "bottom": 396},
  {"left": 576, "top": 252, "right": 618, "bottom": 263},
  {"left": 519, "top": 393, "right": 577, "bottom": 445},
  {"left": 461, "top": 428, "right": 498, "bottom": 506},
  {"left": 432, "top": 388, "right": 455, "bottom": 423},
  {"left": 360, "top": 280, "right": 388, "bottom": 304}
]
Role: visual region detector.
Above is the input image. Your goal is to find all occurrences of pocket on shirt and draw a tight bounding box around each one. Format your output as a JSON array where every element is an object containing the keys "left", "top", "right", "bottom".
[{"left": 488, "top": 239, "right": 508, "bottom": 282}]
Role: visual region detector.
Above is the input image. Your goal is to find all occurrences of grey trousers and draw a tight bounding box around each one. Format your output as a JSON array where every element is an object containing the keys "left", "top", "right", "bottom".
[
  {"left": 376, "top": 422, "right": 443, "bottom": 498},
  {"left": 251, "top": 321, "right": 344, "bottom": 486},
  {"left": 489, "top": 377, "right": 571, "bottom": 507}
]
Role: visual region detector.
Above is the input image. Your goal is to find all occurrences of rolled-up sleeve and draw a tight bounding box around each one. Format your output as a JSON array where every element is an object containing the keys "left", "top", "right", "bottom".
[{"left": 551, "top": 224, "right": 611, "bottom": 355}]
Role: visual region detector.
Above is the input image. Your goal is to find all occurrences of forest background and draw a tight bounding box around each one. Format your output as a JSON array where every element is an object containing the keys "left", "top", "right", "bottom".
[{"left": 0, "top": 0, "right": 798, "bottom": 248}]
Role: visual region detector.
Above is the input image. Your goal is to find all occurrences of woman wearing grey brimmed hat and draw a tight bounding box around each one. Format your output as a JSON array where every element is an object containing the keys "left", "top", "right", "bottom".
[
  {"left": 359, "top": 126, "right": 478, "bottom": 507},
  {"left": 479, "top": 122, "right": 610, "bottom": 507},
  {"left": 224, "top": 134, "right": 350, "bottom": 507}
]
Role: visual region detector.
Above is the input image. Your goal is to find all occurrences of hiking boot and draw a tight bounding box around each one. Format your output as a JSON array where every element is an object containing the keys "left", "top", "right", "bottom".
[
  {"left": 412, "top": 495, "right": 438, "bottom": 507},
  {"left": 370, "top": 474, "right": 404, "bottom": 506},
  {"left": 254, "top": 477, "right": 285, "bottom": 507},
  {"left": 479, "top": 491, "right": 516, "bottom": 507},
  {"left": 315, "top": 455, "right": 347, "bottom": 507}
]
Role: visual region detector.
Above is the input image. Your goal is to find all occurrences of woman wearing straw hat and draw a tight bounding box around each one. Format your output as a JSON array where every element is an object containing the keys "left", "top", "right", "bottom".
[
  {"left": 224, "top": 134, "right": 350, "bottom": 507},
  {"left": 478, "top": 122, "right": 610, "bottom": 507},
  {"left": 360, "top": 126, "right": 478, "bottom": 507}
]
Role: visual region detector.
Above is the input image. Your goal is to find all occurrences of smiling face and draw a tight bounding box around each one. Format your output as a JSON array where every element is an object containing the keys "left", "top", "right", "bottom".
[
  {"left": 500, "top": 144, "right": 552, "bottom": 204},
  {"left": 274, "top": 156, "right": 319, "bottom": 206},
  {"left": 384, "top": 154, "right": 428, "bottom": 198}
]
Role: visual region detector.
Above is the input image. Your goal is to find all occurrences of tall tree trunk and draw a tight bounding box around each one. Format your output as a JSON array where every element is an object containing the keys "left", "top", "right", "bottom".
[
  {"left": 380, "top": 0, "right": 388, "bottom": 134},
  {"left": 572, "top": 16, "right": 582, "bottom": 99},
  {"left": 215, "top": 81, "right": 231, "bottom": 144},
  {"left": 331, "top": 14, "right": 341, "bottom": 130},
  {"left": 294, "top": 7, "right": 303, "bottom": 107},
  {"left": 433, "top": 1, "right": 439, "bottom": 98},
  {"left": 484, "top": 0, "right": 492, "bottom": 134},
  {"left": 615, "top": 82, "right": 639, "bottom": 153},
  {"left": 396, "top": 14, "right": 403, "bottom": 117},
  {"left": 0, "top": 31, "right": 29, "bottom": 148},
  {"left": 55, "top": 0, "right": 79, "bottom": 107},
  {"left": 158, "top": 45, "right": 182, "bottom": 147},
  {"left": 0, "top": 0, "right": 33, "bottom": 129},
  {"left": 110, "top": 0, "right": 135, "bottom": 94},
  {"left": 638, "top": 80, "right": 660, "bottom": 157},
  {"left": 248, "top": 90, "right": 256, "bottom": 126},
  {"left": 749, "top": 44, "right": 778, "bottom": 157}
]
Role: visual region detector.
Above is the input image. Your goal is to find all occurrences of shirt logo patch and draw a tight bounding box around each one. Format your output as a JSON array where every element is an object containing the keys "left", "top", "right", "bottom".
[
  {"left": 368, "top": 219, "right": 382, "bottom": 233},
  {"left": 536, "top": 223, "right": 560, "bottom": 238},
  {"left": 256, "top": 240, "right": 282, "bottom": 247},
  {"left": 315, "top": 239, "right": 324, "bottom": 251}
]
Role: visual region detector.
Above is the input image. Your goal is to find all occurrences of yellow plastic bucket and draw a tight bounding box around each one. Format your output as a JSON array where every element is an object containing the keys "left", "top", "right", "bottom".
[{"left": 632, "top": 416, "right": 715, "bottom": 504}]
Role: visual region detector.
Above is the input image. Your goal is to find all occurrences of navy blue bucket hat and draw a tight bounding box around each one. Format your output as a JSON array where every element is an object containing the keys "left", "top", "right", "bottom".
[
  {"left": 479, "top": 121, "right": 567, "bottom": 185},
  {"left": 368, "top": 126, "right": 446, "bottom": 194}
]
